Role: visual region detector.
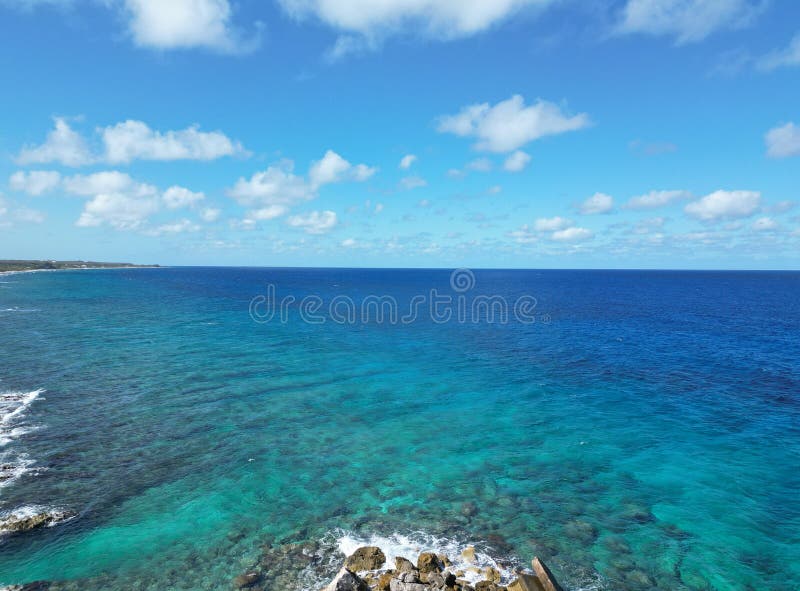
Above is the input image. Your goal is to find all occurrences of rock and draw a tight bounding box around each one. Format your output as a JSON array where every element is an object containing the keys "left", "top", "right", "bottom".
[
  {"left": 417, "top": 552, "right": 443, "bottom": 574},
  {"left": 461, "top": 502, "right": 478, "bottom": 518},
  {"left": 483, "top": 567, "right": 501, "bottom": 583},
  {"left": 506, "top": 574, "right": 545, "bottom": 591},
  {"left": 389, "top": 571, "right": 427, "bottom": 591},
  {"left": 531, "top": 558, "right": 563, "bottom": 591},
  {"left": 395, "top": 557, "right": 417, "bottom": 572},
  {"left": 324, "top": 567, "right": 370, "bottom": 591},
  {"left": 438, "top": 554, "right": 452, "bottom": 568},
  {"left": 624, "top": 569, "right": 655, "bottom": 590},
  {"left": 346, "top": 546, "right": 386, "bottom": 571},
  {"left": 474, "top": 582, "right": 501, "bottom": 591},
  {"left": 376, "top": 572, "right": 394, "bottom": 591},
  {"left": 232, "top": 572, "right": 261, "bottom": 588},
  {"left": 425, "top": 572, "right": 446, "bottom": 588},
  {"left": 461, "top": 547, "right": 477, "bottom": 563},
  {"left": 0, "top": 510, "right": 76, "bottom": 533},
  {"left": 0, "top": 583, "right": 51, "bottom": 591}
]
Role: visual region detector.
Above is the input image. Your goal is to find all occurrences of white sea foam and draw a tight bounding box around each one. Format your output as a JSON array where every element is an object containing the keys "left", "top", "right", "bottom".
[
  {"left": 333, "top": 530, "right": 519, "bottom": 585},
  {"left": 0, "top": 389, "right": 44, "bottom": 489},
  {"left": 0, "top": 307, "right": 40, "bottom": 313}
]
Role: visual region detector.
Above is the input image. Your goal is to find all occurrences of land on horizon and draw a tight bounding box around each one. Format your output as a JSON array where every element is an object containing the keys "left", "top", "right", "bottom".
[{"left": 0, "top": 260, "right": 159, "bottom": 273}]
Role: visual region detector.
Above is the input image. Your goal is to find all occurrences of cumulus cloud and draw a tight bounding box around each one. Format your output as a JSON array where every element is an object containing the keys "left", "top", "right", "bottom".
[
  {"left": 228, "top": 160, "right": 314, "bottom": 207},
  {"left": 228, "top": 151, "right": 374, "bottom": 225},
  {"left": 765, "top": 122, "right": 800, "bottom": 158},
  {"left": 752, "top": 216, "right": 778, "bottom": 231},
  {"left": 287, "top": 210, "right": 338, "bottom": 234},
  {"left": 63, "top": 171, "right": 152, "bottom": 197},
  {"left": 399, "top": 176, "right": 427, "bottom": 190},
  {"left": 76, "top": 192, "right": 160, "bottom": 230},
  {"left": 437, "top": 94, "right": 589, "bottom": 153},
  {"left": 534, "top": 216, "right": 572, "bottom": 232},
  {"left": 162, "top": 186, "right": 205, "bottom": 209},
  {"left": 15, "top": 117, "right": 94, "bottom": 167},
  {"left": 758, "top": 33, "right": 800, "bottom": 71},
  {"left": 278, "top": 0, "right": 555, "bottom": 56},
  {"left": 200, "top": 207, "right": 221, "bottom": 222},
  {"left": 551, "top": 227, "right": 593, "bottom": 242},
  {"left": 15, "top": 118, "right": 246, "bottom": 166},
  {"left": 684, "top": 190, "right": 761, "bottom": 221},
  {"left": 503, "top": 150, "right": 531, "bottom": 172},
  {"left": 147, "top": 218, "right": 201, "bottom": 236},
  {"left": 308, "top": 150, "right": 376, "bottom": 186},
  {"left": 617, "top": 0, "right": 762, "bottom": 44},
  {"left": 102, "top": 120, "right": 247, "bottom": 164},
  {"left": 399, "top": 154, "right": 417, "bottom": 169},
  {"left": 123, "top": 0, "right": 259, "bottom": 53},
  {"left": 466, "top": 157, "right": 493, "bottom": 172},
  {"left": 9, "top": 170, "right": 61, "bottom": 195},
  {"left": 579, "top": 192, "right": 614, "bottom": 214},
  {"left": 625, "top": 189, "right": 691, "bottom": 209}
]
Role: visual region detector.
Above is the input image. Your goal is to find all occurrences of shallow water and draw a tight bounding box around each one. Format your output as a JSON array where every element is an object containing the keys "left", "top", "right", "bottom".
[{"left": 0, "top": 268, "right": 798, "bottom": 590}]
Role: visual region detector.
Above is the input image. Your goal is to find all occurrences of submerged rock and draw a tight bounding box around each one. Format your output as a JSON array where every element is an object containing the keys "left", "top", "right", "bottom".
[
  {"left": 346, "top": 546, "right": 387, "bottom": 572},
  {"left": 232, "top": 571, "right": 261, "bottom": 588},
  {"left": 0, "top": 510, "right": 76, "bottom": 534}
]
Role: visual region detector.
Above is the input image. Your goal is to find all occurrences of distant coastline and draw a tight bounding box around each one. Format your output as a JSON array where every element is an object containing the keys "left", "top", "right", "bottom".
[{"left": 0, "top": 260, "right": 159, "bottom": 275}]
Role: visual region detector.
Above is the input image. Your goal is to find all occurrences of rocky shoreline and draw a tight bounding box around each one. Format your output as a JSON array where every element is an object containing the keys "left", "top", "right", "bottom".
[{"left": 231, "top": 544, "right": 565, "bottom": 591}]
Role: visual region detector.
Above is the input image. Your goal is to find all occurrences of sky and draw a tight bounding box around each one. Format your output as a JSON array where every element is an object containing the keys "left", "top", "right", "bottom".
[{"left": 0, "top": 0, "right": 798, "bottom": 269}]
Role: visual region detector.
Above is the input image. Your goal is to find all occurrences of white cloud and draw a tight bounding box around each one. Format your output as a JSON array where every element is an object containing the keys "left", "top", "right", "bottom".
[
  {"left": 76, "top": 192, "right": 160, "bottom": 230},
  {"left": 758, "top": 33, "right": 800, "bottom": 71},
  {"left": 551, "top": 227, "right": 593, "bottom": 242},
  {"left": 509, "top": 225, "right": 538, "bottom": 244},
  {"left": 341, "top": 238, "right": 357, "bottom": 247},
  {"left": 503, "top": 150, "right": 531, "bottom": 172},
  {"left": 9, "top": 170, "right": 61, "bottom": 195},
  {"left": 227, "top": 160, "right": 314, "bottom": 207},
  {"left": 617, "top": 0, "right": 761, "bottom": 44},
  {"left": 148, "top": 218, "right": 201, "bottom": 235},
  {"left": 123, "top": 0, "right": 258, "bottom": 53},
  {"left": 534, "top": 216, "right": 572, "bottom": 232},
  {"left": 437, "top": 94, "right": 589, "bottom": 153},
  {"left": 399, "top": 154, "right": 417, "bottom": 169},
  {"left": 162, "top": 186, "right": 205, "bottom": 209},
  {"left": 16, "top": 118, "right": 246, "bottom": 166},
  {"left": 487, "top": 185, "right": 502, "bottom": 195},
  {"left": 15, "top": 117, "right": 94, "bottom": 167},
  {"left": 287, "top": 210, "right": 338, "bottom": 234},
  {"left": 400, "top": 176, "right": 427, "bottom": 190},
  {"left": 13, "top": 207, "right": 45, "bottom": 224},
  {"left": 752, "top": 217, "right": 778, "bottom": 231},
  {"left": 765, "top": 122, "right": 800, "bottom": 158},
  {"left": 278, "top": 0, "right": 555, "bottom": 54},
  {"left": 102, "top": 120, "right": 246, "bottom": 164},
  {"left": 466, "top": 157, "right": 493, "bottom": 172},
  {"left": 580, "top": 192, "right": 614, "bottom": 214},
  {"left": 248, "top": 205, "right": 290, "bottom": 221},
  {"left": 625, "top": 189, "right": 691, "bottom": 209},
  {"left": 63, "top": 171, "right": 152, "bottom": 197},
  {"left": 684, "top": 190, "right": 761, "bottom": 221},
  {"left": 308, "top": 149, "right": 376, "bottom": 186},
  {"left": 200, "top": 207, "right": 221, "bottom": 222}
]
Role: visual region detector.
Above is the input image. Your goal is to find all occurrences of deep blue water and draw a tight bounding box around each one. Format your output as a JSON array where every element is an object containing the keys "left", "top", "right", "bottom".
[{"left": 0, "top": 268, "right": 798, "bottom": 590}]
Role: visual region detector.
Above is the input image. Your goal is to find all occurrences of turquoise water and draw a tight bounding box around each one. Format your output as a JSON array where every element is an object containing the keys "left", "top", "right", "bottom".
[{"left": 0, "top": 268, "right": 798, "bottom": 590}]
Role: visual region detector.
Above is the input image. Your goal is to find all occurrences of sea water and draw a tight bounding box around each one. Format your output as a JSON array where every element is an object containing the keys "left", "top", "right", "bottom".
[{"left": 0, "top": 268, "right": 798, "bottom": 590}]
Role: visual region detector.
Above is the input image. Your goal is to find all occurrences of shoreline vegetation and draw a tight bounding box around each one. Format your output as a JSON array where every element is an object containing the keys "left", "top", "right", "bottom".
[{"left": 0, "top": 260, "right": 159, "bottom": 275}]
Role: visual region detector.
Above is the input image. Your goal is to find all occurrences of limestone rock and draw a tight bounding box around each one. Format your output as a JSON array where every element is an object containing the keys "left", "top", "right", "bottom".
[
  {"left": 395, "top": 556, "right": 417, "bottom": 572},
  {"left": 325, "top": 567, "right": 370, "bottom": 591},
  {"left": 389, "top": 571, "right": 427, "bottom": 591},
  {"left": 0, "top": 510, "right": 76, "bottom": 534},
  {"left": 417, "top": 552, "right": 443, "bottom": 574},
  {"left": 531, "top": 558, "right": 563, "bottom": 591},
  {"left": 345, "top": 546, "right": 386, "bottom": 572},
  {"left": 506, "top": 574, "right": 544, "bottom": 591},
  {"left": 461, "top": 547, "right": 476, "bottom": 563}
]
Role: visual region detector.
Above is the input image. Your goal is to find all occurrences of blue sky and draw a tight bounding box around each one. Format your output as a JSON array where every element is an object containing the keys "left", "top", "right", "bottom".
[{"left": 0, "top": 0, "right": 798, "bottom": 269}]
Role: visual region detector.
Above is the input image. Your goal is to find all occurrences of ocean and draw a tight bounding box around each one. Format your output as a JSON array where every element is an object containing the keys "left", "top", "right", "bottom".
[{"left": 0, "top": 267, "right": 798, "bottom": 590}]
